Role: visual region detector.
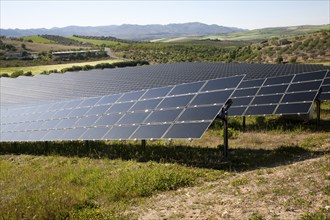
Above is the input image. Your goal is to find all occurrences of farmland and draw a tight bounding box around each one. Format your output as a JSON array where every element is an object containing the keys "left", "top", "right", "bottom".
[
  {"left": 0, "top": 59, "right": 123, "bottom": 75},
  {"left": 68, "top": 36, "right": 128, "bottom": 46},
  {"left": 22, "top": 36, "right": 55, "bottom": 44}
]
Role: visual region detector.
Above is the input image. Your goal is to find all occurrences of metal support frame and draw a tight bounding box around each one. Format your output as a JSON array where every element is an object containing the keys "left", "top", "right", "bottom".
[
  {"left": 315, "top": 99, "right": 321, "bottom": 128},
  {"left": 219, "top": 99, "right": 233, "bottom": 158},
  {"left": 45, "top": 141, "right": 49, "bottom": 153},
  {"left": 242, "top": 116, "right": 246, "bottom": 131},
  {"left": 84, "top": 140, "right": 89, "bottom": 148},
  {"left": 141, "top": 139, "right": 146, "bottom": 149}
]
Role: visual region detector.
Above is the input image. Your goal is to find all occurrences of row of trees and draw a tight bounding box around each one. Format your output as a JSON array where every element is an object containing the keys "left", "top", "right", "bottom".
[{"left": 0, "top": 60, "right": 149, "bottom": 78}]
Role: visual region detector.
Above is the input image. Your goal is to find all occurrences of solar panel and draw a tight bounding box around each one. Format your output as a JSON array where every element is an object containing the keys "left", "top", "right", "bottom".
[
  {"left": 228, "top": 70, "right": 327, "bottom": 116},
  {"left": 1, "top": 75, "right": 244, "bottom": 142},
  {"left": 1, "top": 63, "right": 329, "bottom": 143},
  {"left": 1, "top": 63, "right": 327, "bottom": 107}
]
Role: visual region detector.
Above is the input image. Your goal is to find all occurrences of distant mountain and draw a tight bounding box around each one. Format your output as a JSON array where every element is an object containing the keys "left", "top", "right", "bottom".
[{"left": 0, "top": 22, "right": 246, "bottom": 41}]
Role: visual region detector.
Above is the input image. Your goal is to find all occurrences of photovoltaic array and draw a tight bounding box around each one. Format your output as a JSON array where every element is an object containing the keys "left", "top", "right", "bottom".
[
  {"left": 0, "top": 75, "right": 244, "bottom": 142},
  {"left": 0, "top": 63, "right": 328, "bottom": 142}
]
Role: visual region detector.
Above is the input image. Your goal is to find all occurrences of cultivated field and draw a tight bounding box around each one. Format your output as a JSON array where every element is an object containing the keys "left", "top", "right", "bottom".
[
  {"left": 0, "top": 59, "right": 123, "bottom": 75},
  {"left": 68, "top": 36, "right": 128, "bottom": 46}
]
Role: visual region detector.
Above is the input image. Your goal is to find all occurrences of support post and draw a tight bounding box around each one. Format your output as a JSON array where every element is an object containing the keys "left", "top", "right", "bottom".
[
  {"left": 316, "top": 99, "right": 321, "bottom": 128},
  {"left": 219, "top": 99, "right": 233, "bottom": 158},
  {"left": 242, "top": 116, "right": 246, "bottom": 131},
  {"left": 223, "top": 116, "right": 228, "bottom": 158},
  {"left": 45, "top": 141, "right": 49, "bottom": 154},
  {"left": 141, "top": 139, "right": 146, "bottom": 149}
]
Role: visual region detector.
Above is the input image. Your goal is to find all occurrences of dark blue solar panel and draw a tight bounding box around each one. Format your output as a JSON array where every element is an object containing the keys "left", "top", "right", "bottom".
[
  {"left": 131, "top": 124, "right": 171, "bottom": 139},
  {"left": 94, "top": 114, "right": 123, "bottom": 126},
  {"left": 257, "top": 85, "right": 288, "bottom": 95},
  {"left": 141, "top": 86, "right": 172, "bottom": 99},
  {"left": 163, "top": 122, "right": 211, "bottom": 139},
  {"left": 287, "top": 81, "right": 322, "bottom": 92},
  {"left": 245, "top": 105, "right": 276, "bottom": 115},
  {"left": 177, "top": 106, "right": 220, "bottom": 121},
  {"left": 157, "top": 95, "right": 194, "bottom": 109},
  {"left": 169, "top": 81, "right": 204, "bottom": 96},
  {"left": 144, "top": 109, "right": 183, "bottom": 123},
  {"left": 117, "top": 91, "right": 145, "bottom": 102},
  {"left": 96, "top": 94, "right": 121, "bottom": 105},
  {"left": 238, "top": 79, "right": 265, "bottom": 88},
  {"left": 230, "top": 97, "right": 253, "bottom": 107},
  {"left": 251, "top": 95, "right": 282, "bottom": 105},
  {"left": 232, "top": 88, "right": 259, "bottom": 97},
  {"left": 264, "top": 75, "right": 293, "bottom": 86},
  {"left": 281, "top": 92, "right": 317, "bottom": 103},
  {"left": 80, "top": 127, "right": 110, "bottom": 140},
  {"left": 190, "top": 90, "right": 233, "bottom": 106},
  {"left": 102, "top": 126, "right": 138, "bottom": 140},
  {"left": 201, "top": 75, "right": 244, "bottom": 91},
  {"left": 275, "top": 103, "right": 312, "bottom": 114},
  {"left": 292, "top": 71, "right": 327, "bottom": 82},
  {"left": 116, "top": 112, "right": 150, "bottom": 125}
]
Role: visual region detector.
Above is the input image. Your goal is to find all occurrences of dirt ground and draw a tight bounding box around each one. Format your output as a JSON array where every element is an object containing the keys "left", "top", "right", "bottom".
[{"left": 131, "top": 156, "right": 329, "bottom": 219}]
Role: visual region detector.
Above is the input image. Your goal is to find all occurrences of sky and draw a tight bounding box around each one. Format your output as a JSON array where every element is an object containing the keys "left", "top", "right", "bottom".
[{"left": 1, "top": 0, "right": 329, "bottom": 30}]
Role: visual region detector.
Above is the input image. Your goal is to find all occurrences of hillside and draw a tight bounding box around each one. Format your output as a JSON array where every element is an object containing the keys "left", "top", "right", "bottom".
[
  {"left": 0, "top": 22, "right": 246, "bottom": 41},
  {"left": 101, "top": 30, "right": 329, "bottom": 64}
]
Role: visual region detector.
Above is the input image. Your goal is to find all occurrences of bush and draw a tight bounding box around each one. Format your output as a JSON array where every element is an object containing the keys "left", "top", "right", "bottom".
[
  {"left": 11, "top": 70, "right": 24, "bottom": 78},
  {"left": 0, "top": 73, "right": 10, "bottom": 77},
  {"left": 221, "top": 127, "right": 238, "bottom": 139},
  {"left": 23, "top": 71, "right": 33, "bottom": 76}
]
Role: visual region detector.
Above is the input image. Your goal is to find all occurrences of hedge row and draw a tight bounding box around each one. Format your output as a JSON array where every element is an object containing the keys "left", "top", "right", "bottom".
[{"left": 0, "top": 60, "right": 149, "bottom": 78}]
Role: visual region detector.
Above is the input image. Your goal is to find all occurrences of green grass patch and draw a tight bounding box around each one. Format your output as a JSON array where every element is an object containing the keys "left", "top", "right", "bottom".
[
  {"left": 0, "top": 59, "right": 122, "bottom": 75},
  {"left": 22, "top": 36, "right": 55, "bottom": 43},
  {"left": 0, "top": 155, "right": 223, "bottom": 219},
  {"left": 68, "top": 36, "right": 128, "bottom": 46}
]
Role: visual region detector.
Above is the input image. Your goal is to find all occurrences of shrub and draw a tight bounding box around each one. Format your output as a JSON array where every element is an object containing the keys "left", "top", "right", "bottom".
[
  {"left": 11, "top": 70, "right": 24, "bottom": 78},
  {"left": 24, "top": 71, "right": 33, "bottom": 76},
  {"left": 0, "top": 73, "right": 10, "bottom": 77}
]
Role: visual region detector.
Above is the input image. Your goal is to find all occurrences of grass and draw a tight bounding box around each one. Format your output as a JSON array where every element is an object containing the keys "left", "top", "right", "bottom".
[
  {"left": 0, "top": 59, "right": 123, "bottom": 75},
  {"left": 22, "top": 36, "right": 55, "bottom": 43},
  {"left": 0, "top": 100, "right": 329, "bottom": 219},
  {"left": 0, "top": 154, "right": 223, "bottom": 219},
  {"left": 67, "top": 36, "right": 128, "bottom": 46}
]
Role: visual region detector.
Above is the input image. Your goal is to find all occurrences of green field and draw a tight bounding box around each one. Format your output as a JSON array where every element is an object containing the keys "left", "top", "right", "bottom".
[
  {"left": 22, "top": 36, "right": 55, "bottom": 43},
  {"left": 68, "top": 36, "right": 128, "bottom": 46},
  {"left": 0, "top": 59, "right": 123, "bottom": 75}
]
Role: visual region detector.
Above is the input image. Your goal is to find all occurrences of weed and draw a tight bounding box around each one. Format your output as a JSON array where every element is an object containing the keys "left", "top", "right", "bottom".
[{"left": 249, "top": 212, "right": 265, "bottom": 220}]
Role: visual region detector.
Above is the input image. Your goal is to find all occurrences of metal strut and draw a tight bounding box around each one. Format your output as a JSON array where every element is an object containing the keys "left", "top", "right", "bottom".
[
  {"left": 219, "top": 99, "right": 233, "bottom": 158},
  {"left": 315, "top": 99, "right": 321, "bottom": 128}
]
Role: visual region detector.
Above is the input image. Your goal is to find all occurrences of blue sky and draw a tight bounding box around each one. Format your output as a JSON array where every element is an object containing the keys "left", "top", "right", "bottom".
[{"left": 1, "top": 1, "right": 329, "bottom": 30}]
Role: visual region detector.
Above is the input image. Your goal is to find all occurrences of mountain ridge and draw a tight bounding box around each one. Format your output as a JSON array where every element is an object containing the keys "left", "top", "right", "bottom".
[{"left": 0, "top": 22, "right": 246, "bottom": 40}]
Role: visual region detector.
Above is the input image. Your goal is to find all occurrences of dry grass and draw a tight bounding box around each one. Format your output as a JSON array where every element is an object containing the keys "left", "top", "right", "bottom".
[{"left": 135, "top": 156, "right": 329, "bottom": 219}]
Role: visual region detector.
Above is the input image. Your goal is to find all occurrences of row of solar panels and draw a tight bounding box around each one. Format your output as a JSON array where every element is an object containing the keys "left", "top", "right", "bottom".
[
  {"left": 1, "top": 63, "right": 328, "bottom": 106},
  {"left": 1, "top": 69, "right": 328, "bottom": 142},
  {"left": 0, "top": 75, "right": 244, "bottom": 141}
]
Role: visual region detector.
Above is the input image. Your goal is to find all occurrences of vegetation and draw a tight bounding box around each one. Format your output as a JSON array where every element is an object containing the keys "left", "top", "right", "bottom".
[
  {"left": 73, "top": 35, "right": 137, "bottom": 44},
  {"left": 22, "top": 36, "right": 55, "bottom": 43},
  {"left": 0, "top": 60, "right": 148, "bottom": 77},
  {"left": 41, "top": 35, "right": 90, "bottom": 46},
  {"left": 99, "top": 30, "right": 329, "bottom": 64},
  {"left": 205, "top": 24, "right": 330, "bottom": 41},
  {"left": 68, "top": 36, "right": 128, "bottom": 46}
]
